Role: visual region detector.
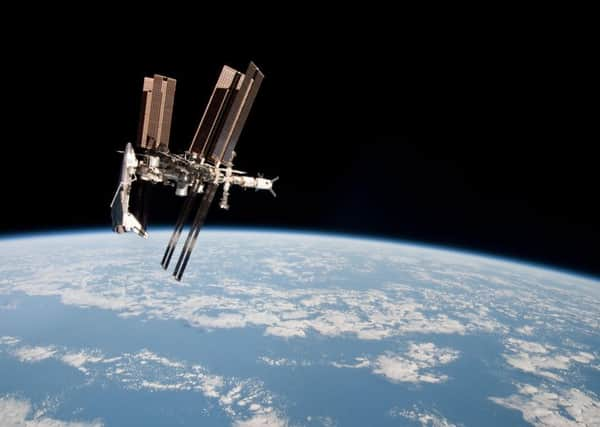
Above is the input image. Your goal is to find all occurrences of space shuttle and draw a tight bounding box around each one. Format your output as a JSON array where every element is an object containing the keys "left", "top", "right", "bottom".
[{"left": 110, "top": 143, "right": 147, "bottom": 238}]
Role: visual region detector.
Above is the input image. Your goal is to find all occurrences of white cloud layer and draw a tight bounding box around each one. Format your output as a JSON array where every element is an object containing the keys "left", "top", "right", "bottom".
[
  {"left": 0, "top": 337, "right": 283, "bottom": 426},
  {"left": 332, "top": 342, "right": 459, "bottom": 384},
  {"left": 390, "top": 406, "right": 458, "bottom": 427},
  {"left": 0, "top": 336, "right": 20, "bottom": 346},
  {"left": 12, "top": 346, "right": 57, "bottom": 363},
  {"left": 4, "top": 231, "right": 566, "bottom": 344},
  {"left": 515, "top": 325, "right": 535, "bottom": 336},
  {"left": 502, "top": 338, "right": 595, "bottom": 382},
  {"left": 1, "top": 231, "right": 600, "bottom": 426},
  {"left": 258, "top": 356, "right": 308, "bottom": 367},
  {"left": 373, "top": 343, "right": 459, "bottom": 384},
  {"left": 61, "top": 351, "right": 105, "bottom": 374},
  {"left": 490, "top": 384, "right": 600, "bottom": 427},
  {"left": 233, "top": 412, "right": 289, "bottom": 427},
  {"left": 0, "top": 396, "right": 102, "bottom": 427},
  {"left": 330, "top": 357, "right": 370, "bottom": 369}
]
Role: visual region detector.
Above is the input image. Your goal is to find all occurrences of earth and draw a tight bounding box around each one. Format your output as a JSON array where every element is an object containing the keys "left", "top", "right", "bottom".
[{"left": 0, "top": 229, "right": 599, "bottom": 427}]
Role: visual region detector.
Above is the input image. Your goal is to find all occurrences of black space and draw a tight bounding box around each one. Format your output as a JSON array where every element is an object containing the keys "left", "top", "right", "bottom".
[{"left": 2, "top": 17, "right": 598, "bottom": 277}]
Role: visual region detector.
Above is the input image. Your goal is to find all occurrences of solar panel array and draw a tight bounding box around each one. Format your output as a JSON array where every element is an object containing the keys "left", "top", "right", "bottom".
[
  {"left": 189, "top": 62, "right": 264, "bottom": 165},
  {"left": 136, "top": 75, "right": 176, "bottom": 151}
]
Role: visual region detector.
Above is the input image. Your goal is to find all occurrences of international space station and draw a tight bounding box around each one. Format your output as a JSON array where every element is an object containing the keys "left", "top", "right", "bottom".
[{"left": 111, "top": 62, "right": 276, "bottom": 280}]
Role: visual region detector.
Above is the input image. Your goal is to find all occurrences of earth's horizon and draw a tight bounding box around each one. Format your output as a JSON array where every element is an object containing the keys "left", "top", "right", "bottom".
[
  {"left": 0, "top": 229, "right": 598, "bottom": 426},
  {"left": 3, "top": 227, "right": 597, "bottom": 282}
]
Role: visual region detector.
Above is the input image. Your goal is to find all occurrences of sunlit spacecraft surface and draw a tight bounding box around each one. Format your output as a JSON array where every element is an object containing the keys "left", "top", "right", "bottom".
[{"left": 111, "top": 62, "right": 276, "bottom": 280}]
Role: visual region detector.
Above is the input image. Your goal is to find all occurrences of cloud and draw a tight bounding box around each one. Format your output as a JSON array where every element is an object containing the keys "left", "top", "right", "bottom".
[
  {"left": 390, "top": 406, "right": 458, "bottom": 427},
  {"left": 506, "top": 338, "right": 550, "bottom": 354},
  {"left": 515, "top": 325, "right": 535, "bottom": 336},
  {"left": 490, "top": 384, "right": 600, "bottom": 426},
  {"left": 374, "top": 356, "right": 443, "bottom": 384},
  {"left": 133, "top": 349, "right": 184, "bottom": 368},
  {"left": 195, "top": 372, "right": 224, "bottom": 398},
  {"left": 330, "top": 357, "right": 370, "bottom": 369},
  {"left": 406, "top": 342, "right": 460, "bottom": 365},
  {"left": 12, "top": 346, "right": 57, "bottom": 363},
  {"left": 1, "top": 336, "right": 282, "bottom": 426},
  {"left": 140, "top": 380, "right": 187, "bottom": 391},
  {"left": 0, "top": 395, "right": 102, "bottom": 427},
  {"left": 188, "top": 313, "right": 248, "bottom": 329},
  {"left": 0, "top": 336, "right": 20, "bottom": 346},
  {"left": 570, "top": 352, "right": 595, "bottom": 364},
  {"left": 2, "top": 231, "right": 600, "bottom": 424},
  {"left": 504, "top": 354, "right": 568, "bottom": 381},
  {"left": 264, "top": 321, "right": 307, "bottom": 338},
  {"left": 61, "top": 351, "right": 105, "bottom": 374},
  {"left": 234, "top": 412, "right": 289, "bottom": 427},
  {"left": 280, "top": 310, "right": 309, "bottom": 320},
  {"left": 502, "top": 338, "right": 595, "bottom": 381},
  {"left": 355, "top": 328, "right": 391, "bottom": 340},
  {"left": 332, "top": 342, "right": 459, "bottom": 384},
  {"left": 259, "top": 357, "right": 300, "bottom": 367},
  {"left": 372, "top": 343, "right": 459, "bottom": 384},
  {"left": 0, "top": 231, "right": 534, "bottom": 344}
]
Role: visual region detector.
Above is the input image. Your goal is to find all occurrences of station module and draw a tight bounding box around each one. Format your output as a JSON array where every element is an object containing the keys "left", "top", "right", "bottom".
[{"left": 111, "top": 62, "right": 276, "bottom": 280}]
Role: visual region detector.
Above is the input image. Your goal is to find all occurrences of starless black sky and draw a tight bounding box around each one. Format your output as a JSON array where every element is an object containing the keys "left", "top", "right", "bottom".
[{"left": 2, "top": 16, "right": 598, "bottom": 277}]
